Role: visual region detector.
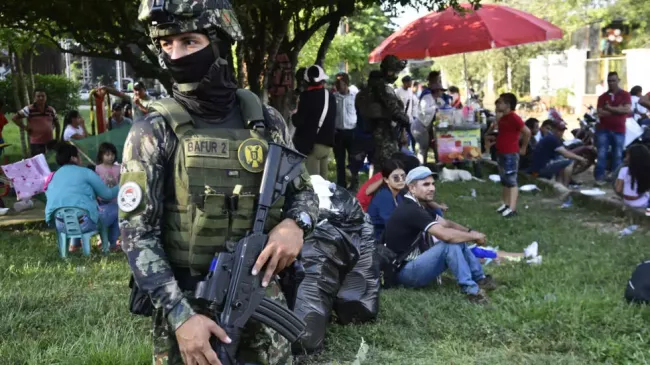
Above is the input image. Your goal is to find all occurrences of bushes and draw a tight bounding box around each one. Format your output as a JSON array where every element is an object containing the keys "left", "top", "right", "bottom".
[{"left": 0, "top": 74, "right": 79, "bottom": 114}]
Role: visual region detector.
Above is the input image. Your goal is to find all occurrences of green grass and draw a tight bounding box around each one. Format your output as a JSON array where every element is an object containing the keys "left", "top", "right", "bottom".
[
  {"left": 1, "top": 110, "right": 91, "bottom": 164},
  {"left": 1, "top": 170, "right": 650, "bottom": 364}
]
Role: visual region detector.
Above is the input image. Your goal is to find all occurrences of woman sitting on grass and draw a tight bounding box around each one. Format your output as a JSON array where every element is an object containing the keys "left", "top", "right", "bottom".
[
  {"left": 44, "top": 144, "right": 120, "bottom": 252},
  {"left": 359, "top": 153, "right": 447, "bottom": 215},
  {"left": 615, "top": 144, "right": 650, "bottom": 213},
  {"left": 368, "top": 159, "right": 406, "bottom": 240}
]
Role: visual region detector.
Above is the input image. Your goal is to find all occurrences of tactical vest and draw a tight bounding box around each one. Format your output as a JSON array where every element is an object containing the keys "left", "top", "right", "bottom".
[{"left": 150, "top": 90, "right": 284, "bottom": 274}]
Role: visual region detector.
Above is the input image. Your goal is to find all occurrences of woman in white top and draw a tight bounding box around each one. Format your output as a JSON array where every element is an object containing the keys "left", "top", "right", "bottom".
[
  {"left": 61, "top": 110, "right": 88, "bottom": 141},
  {"left": 615, "top": 144, "right": 650, "bottom": 213}
]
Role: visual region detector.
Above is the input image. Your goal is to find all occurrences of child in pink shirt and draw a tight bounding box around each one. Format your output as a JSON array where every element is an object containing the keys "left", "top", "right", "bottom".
[
  {"left": 95, "top": 142, "right": 120, "bottom": 203},
  {"left": 94, "top": 142, "right": 121, "bottom": 251},
  {"left": 95, "top": 142, "right": 120, "bottom": 187}
]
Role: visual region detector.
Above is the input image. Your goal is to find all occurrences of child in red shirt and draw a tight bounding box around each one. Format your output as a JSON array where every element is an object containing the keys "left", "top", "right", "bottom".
[{"left": 494, "top": 93, "right": 531, "bottom": 217}]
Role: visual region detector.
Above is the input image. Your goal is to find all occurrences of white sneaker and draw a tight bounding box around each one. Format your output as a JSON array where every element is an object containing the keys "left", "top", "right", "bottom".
[
  {"left": 526, "top": 256, "right": 543, "bottom": 265},
  {"left": 524, "top": 242, "right": 538, "bottom": 259},
  {"left": 496, "top": 204, "right": 507, "bottom": 213}
]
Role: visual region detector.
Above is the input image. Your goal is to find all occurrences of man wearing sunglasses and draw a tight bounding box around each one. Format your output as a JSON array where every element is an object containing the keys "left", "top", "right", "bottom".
[{"left": 383, "top": 166, "right": 495, "bottom": 304}]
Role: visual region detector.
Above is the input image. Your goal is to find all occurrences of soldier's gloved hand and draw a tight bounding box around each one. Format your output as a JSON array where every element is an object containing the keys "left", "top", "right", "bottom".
[
  {"left": 176, "top": 314, "right": 232, "bottom": 365},
  {"left": 253, "top": 218, "right": 304, "bottom": 288}
]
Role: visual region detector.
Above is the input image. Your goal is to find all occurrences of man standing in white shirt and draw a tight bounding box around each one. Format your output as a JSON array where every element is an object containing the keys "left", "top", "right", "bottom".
[
  {"left": 395, "top": 75, "right": 417, "bottom": 120},
  {"left": 333, "top": 72, "right": 358, "bottom": 190},
  {"left": 395, "top": 75, "right": 418, "bottom": 152}
]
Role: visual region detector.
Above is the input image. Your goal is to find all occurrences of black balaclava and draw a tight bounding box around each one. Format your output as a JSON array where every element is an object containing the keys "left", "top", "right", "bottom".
[
  {"left": 383, "top": 70, "right": 399, "bottom": 84},
  {"left": 162, "top": 38, "right": 237, "bottom": 119}
]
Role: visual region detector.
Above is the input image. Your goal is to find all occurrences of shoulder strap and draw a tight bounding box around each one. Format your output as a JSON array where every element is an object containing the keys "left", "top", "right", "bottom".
[
  {"left": 149, "top": 98, "right": 194, "bottom": 134},
  {"left": 236, "top": 89, "right": 265, "bottom": 126},
  {"left": 150, "top": 90, "right": 266, "bottom": 133},
  {"left": 317, "top": 89, "right": 330, "bottom": 134}
]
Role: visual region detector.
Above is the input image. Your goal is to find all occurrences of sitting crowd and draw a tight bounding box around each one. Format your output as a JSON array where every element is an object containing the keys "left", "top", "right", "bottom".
[{"left": 357, "top": 151, "right": 540, "bottom": 304}]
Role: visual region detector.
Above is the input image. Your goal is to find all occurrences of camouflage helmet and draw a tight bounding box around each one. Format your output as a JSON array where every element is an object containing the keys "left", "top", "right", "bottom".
[
  {"left": 380, "top": 55, "right": 407, "bottom": 73},
  {"left": 138, "top": 0, "right": 244, "bottom": 42}
]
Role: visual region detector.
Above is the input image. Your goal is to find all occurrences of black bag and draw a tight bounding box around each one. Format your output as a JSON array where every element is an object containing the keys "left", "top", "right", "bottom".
[
  {"left": 278, "top": 260, "right": 306, "bottom": 311},
  {"left": 292, "top": 222, "right": 358, "bottom": 354},
  {"left": 128, "top": 275, "right": 154, "bottom": 317},
  {"left": 375, "top": 243, "right": 401, "bottom": 289},
  {"left": 625, "top": 260, "right": 650, "bottom": 304},
  {"left": 375, "top": 233, "right": 425, "bottom": 289},
  {"left": 334, "top": 217, "right": 380, "bottom": 325},
  {"left": 293, "top": 186, "right": 379, "bottom": 354}
]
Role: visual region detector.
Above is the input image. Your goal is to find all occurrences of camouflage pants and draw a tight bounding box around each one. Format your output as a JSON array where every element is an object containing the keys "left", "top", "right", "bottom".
[
  {"left": 372, "top": 127, "right": 400, "bottom": 172},
  {"left": 153, "top": 281, "right": 292, "bottom": 365}
]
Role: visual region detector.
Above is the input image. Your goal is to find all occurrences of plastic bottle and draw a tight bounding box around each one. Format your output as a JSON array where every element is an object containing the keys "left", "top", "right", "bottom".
[{"left": 619, "top": 225, "right": 639, "bottom": 237}]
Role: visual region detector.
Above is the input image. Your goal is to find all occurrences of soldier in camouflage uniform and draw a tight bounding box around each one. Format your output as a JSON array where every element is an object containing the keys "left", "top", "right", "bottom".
[
  {"left": 120, "top": 1, "right": 319, "bottom": 364},
  {"left": 356, "top": 55, "right": 410, "bottom": 172}
]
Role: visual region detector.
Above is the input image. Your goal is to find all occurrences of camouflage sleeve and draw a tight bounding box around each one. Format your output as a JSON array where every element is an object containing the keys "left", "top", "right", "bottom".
[
  {"left": 119, "top": 115, "right": 196, "bottom": 331},
  {"left": 378, "top": 84, "right": 410, "bottom": 126},
  {"left": 263, "top": 105, "right": 319, "bottom": 234}
]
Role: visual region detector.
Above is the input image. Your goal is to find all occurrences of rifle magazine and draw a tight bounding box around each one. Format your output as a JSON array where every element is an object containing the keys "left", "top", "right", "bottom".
[{"left": 251, "top": 297, "right": 306, "bottom": 343}]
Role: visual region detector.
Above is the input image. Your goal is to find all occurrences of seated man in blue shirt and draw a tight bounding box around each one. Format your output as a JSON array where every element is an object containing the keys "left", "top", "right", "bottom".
[
  {"left": 383, "top": 166, "right": 495, "bottom": 304},
  {"left": 527, "top": 121, "right": 588, "bottom": 186}
]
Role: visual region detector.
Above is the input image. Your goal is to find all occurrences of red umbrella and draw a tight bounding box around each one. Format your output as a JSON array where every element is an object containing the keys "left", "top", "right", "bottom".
[{"left": 369, "top": 3, "right": 563, "bottom": 63}]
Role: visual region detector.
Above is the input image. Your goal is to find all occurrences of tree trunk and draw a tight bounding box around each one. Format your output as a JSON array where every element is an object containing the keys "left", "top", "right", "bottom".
[
  {"left": 235, "top": 42, "right": 246, "bottom": 88},
  {"left": 28, "top": 42, "right": 37, "bottom": 96},
  {"left": 315, "top": 16, "right": 342, "bottom": 66},
  {"left": 8, "top": 47, "right": 29, "bottom": 158}
]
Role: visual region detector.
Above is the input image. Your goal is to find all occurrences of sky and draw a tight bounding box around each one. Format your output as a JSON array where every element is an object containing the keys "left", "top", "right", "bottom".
[{"left": 392, "top": 4, "right": 424, "bottom": 29}]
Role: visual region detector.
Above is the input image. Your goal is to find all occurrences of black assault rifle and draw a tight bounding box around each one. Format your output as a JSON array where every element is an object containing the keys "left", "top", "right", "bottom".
[{"left": 195, "top": 142, "right": 307, "bottom": 365}]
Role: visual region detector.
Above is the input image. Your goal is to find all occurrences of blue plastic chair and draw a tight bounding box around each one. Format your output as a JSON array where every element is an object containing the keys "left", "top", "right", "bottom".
[{"left": 53, "top": 207, "right": 110, "bottom": 258}]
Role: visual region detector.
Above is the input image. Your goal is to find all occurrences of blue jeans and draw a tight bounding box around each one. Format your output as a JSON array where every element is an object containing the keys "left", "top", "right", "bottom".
[
  {"left": 397, "top": 242, "right": 485, "bottom": 294},
  {"left": 497, "top": 153, "right": 519, "bottom": 187},
  {"left": 55, "top": 203, "right": 120, "bottom": 248},
  {"left": 538, "top": 159, "right": 573, "bottom": 179},
  {"left": 595, "top": 129, "right": 625, "bottom": 181}
]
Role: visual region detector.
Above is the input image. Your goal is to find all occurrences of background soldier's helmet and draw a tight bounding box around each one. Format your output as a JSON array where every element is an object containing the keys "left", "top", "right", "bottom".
[
  {"left": 380, "top": 55, "right": 407, "bottom": 73},
  {"left": 138, "top": 0, "right": 244, "bottom": 42}
]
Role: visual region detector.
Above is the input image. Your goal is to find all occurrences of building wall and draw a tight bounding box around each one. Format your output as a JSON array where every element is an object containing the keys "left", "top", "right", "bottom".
[{"left": 529, "top": 52, "right": 572, "bottom": 97}]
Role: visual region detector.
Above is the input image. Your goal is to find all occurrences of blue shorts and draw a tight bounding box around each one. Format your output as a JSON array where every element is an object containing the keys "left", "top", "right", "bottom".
[
  {"left": 497, "top": 153, "right": 519, "bottom": 188},
  {"left": 538, "top": 159, "right": 572, "bottom": 179}
]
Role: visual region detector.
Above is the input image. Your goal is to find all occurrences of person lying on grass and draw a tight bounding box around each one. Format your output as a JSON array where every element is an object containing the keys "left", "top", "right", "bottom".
[{"left": 382, "top": 166, "right": 495, "bottom": 304}]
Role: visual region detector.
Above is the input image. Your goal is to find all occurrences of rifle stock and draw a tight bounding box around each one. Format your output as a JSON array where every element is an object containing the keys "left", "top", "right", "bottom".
[{"left": 195, "top": 142, "right": 307, "bottom": 365}]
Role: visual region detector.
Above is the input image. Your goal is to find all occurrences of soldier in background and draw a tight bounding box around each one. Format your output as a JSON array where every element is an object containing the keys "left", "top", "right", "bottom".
[
  {"left": 120, "top": 1, "right": 319, "bottom": 364},
  {"left": 356, "top": 55, "right": 410, "bottom": 172}
]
